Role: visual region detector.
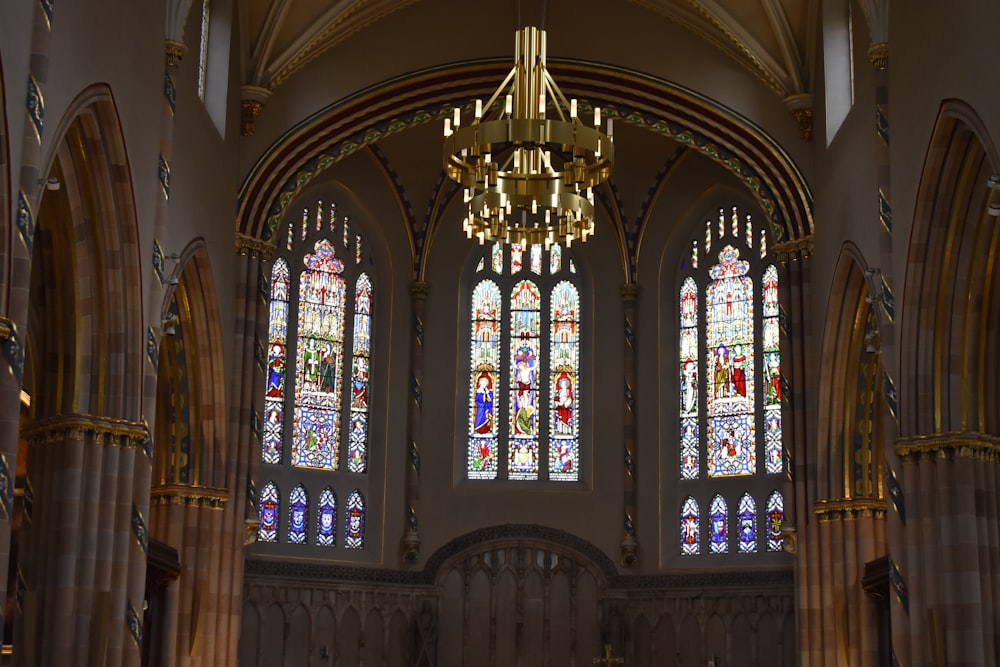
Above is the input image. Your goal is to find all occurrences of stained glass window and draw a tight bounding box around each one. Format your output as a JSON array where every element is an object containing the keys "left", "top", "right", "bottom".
[
  {"left": 676, "top": 206, "right": 783, "bottom": 558},
  {"left": 345, "top": 490, "right": 365, "bottom": 549},
  {"left": 680, "top": 496, "right": 699, "bottom": 556},
  {"left": 738, "top": 493, "right": 757, "bottom": 553},
  {"left": 288, "top": 484, "right": 308, "bottom": 544},
  {"left": 466, "top": 242, "right": 581, "bottom": 482},
  {"left": 258, "top": 200, "right": 374, "bottom": 552},
  {"left": 709, "top": 494, "right": 728, "bottom": 554},
  {"left": 766, "top": 491, "right": 784, "bottom": 552},
  {"left": 317, "top": 487, "right": 336, "bottom": 547},
  {"left": 258, "top": 481, "right": 279, "bottom": 543}
]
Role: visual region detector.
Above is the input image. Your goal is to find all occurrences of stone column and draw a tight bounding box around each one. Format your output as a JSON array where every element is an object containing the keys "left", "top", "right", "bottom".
[
  {"left": 0, "top": 0, "right": 54, "bottom": 636},
  {"left": 220, "top": 238, "right": 273, "bottom": 661},
  {"left": 15, "top": 415, "right": 146, "bottom": 665},
  {"left": 620, "top": 283, "right": 639, "bottom": 566},
  {"left": 402, "top": 282, "right": 429, "bottom": 563}
]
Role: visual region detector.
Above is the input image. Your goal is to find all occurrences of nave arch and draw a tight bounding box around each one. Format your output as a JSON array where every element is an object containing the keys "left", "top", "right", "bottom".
[
  {"left": 15, "top": 83, "right": 146, "bottom": 665},
  {"left": 889, "top": 99, "right": 1000, "bottom": 665}
]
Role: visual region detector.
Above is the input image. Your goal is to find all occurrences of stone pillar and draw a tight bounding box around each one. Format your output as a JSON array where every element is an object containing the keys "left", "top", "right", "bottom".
[
  {"left": 0, "top": 0, "right": 54, "bottom": 637},
  {"left": 403, "top": 281, "right": 429, "bottom": 563},
  {"left": 895, "top": 434, "right": 1000, "bottom": 665},
  {"left": 620, "top": 283, "right": 639, "bottom": 566},
  {"left": 772, "top": 239, "right": 814, "bottom": 664},
  {"left": 221, "top": 238, "right": 273, "bottom": 661},
  {"left": 15, "top": 415, "right": 146, "bottom": 665}
]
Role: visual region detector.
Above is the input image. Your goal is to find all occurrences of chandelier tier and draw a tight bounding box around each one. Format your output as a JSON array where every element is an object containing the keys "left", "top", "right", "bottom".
[{"left": 444, "top": 26, "right": 613, "bottom": 247}]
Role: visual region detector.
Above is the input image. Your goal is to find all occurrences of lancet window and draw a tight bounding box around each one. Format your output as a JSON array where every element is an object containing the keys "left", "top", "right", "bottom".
[
  {"left": 257, "top": 200, "right": 371, "bottom": 551},
  {"left": 466, "top": 242, "right": 582, "bottom": 482},
  {"left": 676, "top": 207, "right": 784, "bottom": 557}
]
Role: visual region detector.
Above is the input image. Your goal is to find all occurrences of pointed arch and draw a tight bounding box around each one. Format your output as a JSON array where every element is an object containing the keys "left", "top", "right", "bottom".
[
  {"left": 26, "top": 84, "right": 142, "bottom": 418},
  {"left": 902, "top": 99, "right": 1000, "bottom": 436}
]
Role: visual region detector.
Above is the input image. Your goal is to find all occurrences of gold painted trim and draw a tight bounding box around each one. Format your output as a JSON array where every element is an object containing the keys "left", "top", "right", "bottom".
[
  {"left": 0, "top": 317, "right": 12, "bottom": 341},
  {"left": 20, "top": 413, "right": 147, "bottom": 447},
  {"left": 235, "top": 232, "right": 275, "bottom": 259},
  {"left": 771, "top": 235, "right": 814, "bottom": 263},
  {"left": 164, "top": 40, "right": 186, "bottom": 69},
  {"left": 814, "top": 498, "right": 887, "bottom": 521},
  {"left": 868, "top": 43, "right": 888, "bottom": 71},
  {"left": 241, "top": 100, "right": 265, "bottom": 138},
  {"left": 150, "top": 484, "right": 229, "bottom": 510},
  {"left": 895, "top": 431, "right": 1000, "bottom": 462}
]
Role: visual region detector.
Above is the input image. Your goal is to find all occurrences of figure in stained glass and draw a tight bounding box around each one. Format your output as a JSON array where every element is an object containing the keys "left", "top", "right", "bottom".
[
  {"left": 731, "top": 344, "right": 747, "bottom": 396},
  {"left": 288, "top": 485, "right": 308, "bottom": 544},
  {"left": 346, "top": 490, "right": 365, "bottom": 549},
  {"left": 681, "top": 497, "right": 700, "bottom": 556},
  {"left": 710, "top": 495, "right": 728, "bottom": 554},
  {"left": 681, "top": 359, "right": 698, "bottom": 415},
  {"left": 765, "top": 352, "right": 781, "bottom": 403},
  {"left": 553, "top": 372, "right": 574, "bottom": 434},
  {"left": 258, "top": 482, "right": 279, "bottom": 543},
  {"left": 317, "top": 488, "right": 336, "bottom": 547},
  {"left": 767, "top": 491, "right": 784, "bottom": 552},
  {"left": 473, "top": 371, "right": 494, "bottom": 434},
  {"left": 351, "top": 356, "right": 369, "bottom": 409},
  {"left": 739, "top": 493, "right": 757, "bottom": 553},
  {"left": 266, "top": 343, "right": 285, "bottom": 397},
  {"left": 512, "top": 347, "right": 537, "bottom": 436},
  {"left": 713, "top": 344, "right": 732, "bottom": 399}
]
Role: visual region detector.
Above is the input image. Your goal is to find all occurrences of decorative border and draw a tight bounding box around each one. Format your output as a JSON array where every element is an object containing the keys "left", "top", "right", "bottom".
[
  {"left": 895, "top": 431, "right": 1000, "bottom": 463},
  {"left": 20, "top": 413, "right": 148, "bottom": 448},
  {"left": 150, "top": 484, "right": 229, "bottom": 509},
  {"left": 814, "top": 498, "right": 887, "bottom": 521},
  {"left": 238, "top": 60, "right": 813, "bottom": 247}
]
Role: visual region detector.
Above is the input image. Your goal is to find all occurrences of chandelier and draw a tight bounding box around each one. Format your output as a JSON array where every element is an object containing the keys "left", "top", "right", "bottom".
[{"left": 444, "top": 26, "right": 613, "bottom": 247}]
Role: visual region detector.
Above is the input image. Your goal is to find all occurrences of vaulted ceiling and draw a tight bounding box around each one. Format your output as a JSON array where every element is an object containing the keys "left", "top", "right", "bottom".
[{"left": 237, "top": 0, "right": 822, "bottom": 101}]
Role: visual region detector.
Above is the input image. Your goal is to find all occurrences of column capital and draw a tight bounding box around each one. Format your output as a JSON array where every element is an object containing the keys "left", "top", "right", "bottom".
[
  {"left": 164, "top": 40, "right": 187, "bottom": 69},
  {"left": 771, "top": 235, "right": 814, "bottom": 263},
  {"left": 868, "top": 43, "right": 889, "bottom": 71},
  {"left": 620, "top": 283, "right": 640, "bottom": 301},
  {"left": 411, "top": 281, "right": 431, "bottom": 299},
  {"left": 234, "top": 232, "right": 275, "bottom": 259}
]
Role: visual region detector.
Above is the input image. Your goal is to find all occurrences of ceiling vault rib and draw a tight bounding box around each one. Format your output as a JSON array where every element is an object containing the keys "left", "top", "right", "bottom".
[{"left": 760, "top": 0, "right": 805, "bottom": 93}]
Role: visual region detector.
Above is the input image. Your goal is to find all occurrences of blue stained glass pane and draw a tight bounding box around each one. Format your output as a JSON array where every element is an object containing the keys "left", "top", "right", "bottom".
[
  {"left": 317, "top": 487, "right": 336, "bottom": 547},
  {"left": 264, "top": 258, "right": 290, "bottom": 465},
  {"left": 739, "top": 493, "right": 757, "bottom": 553},
  {"left": 348, "top": 273, "right": 372, "bottom": 473},
  {"left": 345, "top": 490, "right": 365, "bottom": 549},
  {"left": 550, "top": 281, "right": 579, "bottom": 481},
  {"left": 288, "top": 485, "right": 308, "bottom": 544},
  {"left": 709, "top": 494, "right": 728, "bottom": 554},
  {"left": 258, "top": 481, "right": 279, "bottom": 543}
]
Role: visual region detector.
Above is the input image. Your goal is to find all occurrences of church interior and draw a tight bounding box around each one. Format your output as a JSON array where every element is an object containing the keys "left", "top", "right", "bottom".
[{"left": 1, "top": 1, "right": 998, "bottom": 665}]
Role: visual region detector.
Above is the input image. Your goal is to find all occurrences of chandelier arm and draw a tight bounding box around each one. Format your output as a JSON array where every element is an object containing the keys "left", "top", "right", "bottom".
[
  {"left": 542, "top": 77, "right": 568, "bottom": 122},
  {"left": 480, "top": 67, "right": 519, "bottom": 121}
]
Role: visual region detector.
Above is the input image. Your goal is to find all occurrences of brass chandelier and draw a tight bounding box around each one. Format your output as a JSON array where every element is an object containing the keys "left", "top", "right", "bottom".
[{"left": 444, "top": 26, "right": 613, "bottom": 247}]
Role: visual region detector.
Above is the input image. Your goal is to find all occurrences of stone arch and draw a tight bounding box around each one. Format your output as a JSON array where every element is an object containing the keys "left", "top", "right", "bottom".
[
  {"left": 237, "top": 61, "right": 814, "bottom": 275},
  {"left": 25, "top": 83, "right": 142, "bottom": 418},
  {"left": 901, "top": 99, "right": 1000, "bottom": 436},
  {"left": 815, "top": 244, "right": 885, "bottom": 499}
]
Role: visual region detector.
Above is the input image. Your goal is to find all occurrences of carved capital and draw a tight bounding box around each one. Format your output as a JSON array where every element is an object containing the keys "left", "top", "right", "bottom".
[
  {"left": 164, "top": 40, "right": 186, "bottom": 69},
  {"left": 21, "top": 413, "right": 147, "bottom": 448},
  {"left": 235, "top": 231, "right": 275, "bottom": 259},
  {"left": 241, "top": 100, "right": 265, "bottom": 137},
  {"left": 770, "top": 235, "right": 814, "bottom": 263},
  {"left": 783, "top": 93, "right": 813, "bottom": 142},
  {"left": 620, "top": 283, "right": 640, "bottom": 302},
  {"left": 0, "top": 317, "right": 12, "bottom": 341},
  {"left": 895, "top": 431, "right": 1000, "bottom": 464},
  {"left": 868, "top": 43, "right": 889, "bottom": 71},
  {"left": 410, "top": 281, "right": 430, "bottom": 299},
  {"left": 402, "top": 530, "right": 421, "bottom": 563},
  {"left": 150, "top": 483, "right": 229, "bottom": 509}
]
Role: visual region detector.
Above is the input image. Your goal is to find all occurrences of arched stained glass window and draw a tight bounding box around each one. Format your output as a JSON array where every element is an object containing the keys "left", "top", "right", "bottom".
[
  {"left": 680, "top": 496, "right": 700, "bottom": 556},
  {"left": 317, "top": 487, "right": 336, "bottom": 547},
  {"left": 738, "top": 492, "right": 757, "bottom": 553},
  {"left": 258, "top": 200, "right": 374, "bottom": 553},
  {"left": 767, "top": 491, "right": 784, "bottom": 552},
  {"left": 258, "top": 481, "right": 279, "bottom": 543},
  {"left": 345, "top": 490, "right": 365, "bottom": 549},
  {"left": 675, "top": 206, "right": 784, "bottom": 559},
  {"left": 288, "top": 484, "right": 308, "bottom": 544},
  {"left": 466, "top": 243, "right": 582, "bottom": 482},
  {"left": 709, "top": 494, "right": 728, "bottom": 554}
]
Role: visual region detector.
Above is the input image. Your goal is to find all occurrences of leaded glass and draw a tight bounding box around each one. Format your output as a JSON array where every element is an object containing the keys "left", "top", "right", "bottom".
[
  {"left": 766, "top": 491, "right": 784, "bottom": 552},
  {"left": 329, "top": 202, "right": 337, "bottom": 232},
  {"left": 705, "top": 220, "right": 712, "bottom": 254},
  {"left": 509, "top": 280, "right": 541, "bottom": 479},
  {"left": 738, "top": 493, "right": 757, "bottom": 553},
  {"left": 680, "top": 496, "right": 700, "bottom": 556},
  {"left": 679, "top": 277, "right": 699, "bottom": 479},
  {"left": 705, "top": 246, "right": 756, "bottom": 477},
  {"left": 288, "top": 484, "right": 308, "bottom": 544},
  {"left": 530, "top": 244, "right": 542, "bottom": 274},
  {"left": 745, "top": 214, "right": 753, "bottom": 249},
  {"left": 511, "top": 243, "right": 524, "bottom": 273},
  {"left": 492, "top": 242, "right": 503, "bottom": 273},
  {"left": 569, "top": 259, "right": 576, "bottom": 274},
  {"left": 731, "top": 206, "right": 739, "bottom": 237},
  {"left": 762, "top": 264, "right": 782, "bottom": 474},
  {"left": 549, "top": 281, "right": 579, "bottom": 481},
  {"left": 348, "top": 274, "right": 372, "bottom": 473},
  {"left": 468, "top": 281, "right": 502, "bottom": 479},
  {"left": 345, "top": 490, "right": 365, "bottom": 549},
  {"left": 343, "top": 214, "right": 350, "bottom": 247},
  {"left": 292, "top": 239, "right": 346, "bottom": 470},
  {"left": 263, "top": 258, "right": 289, "bottom": 464},
  {"left": 317, "top": 487, "right": 336, "bottom": 547},
  {"left": 709, "top": 494, "right": 728, "bottom": 554},
  {"left": 258, "top": 481, "right": 279, "bottom": 543},
  {"left": 550, "top": 243, "right": 562, "bottom": 274}
]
